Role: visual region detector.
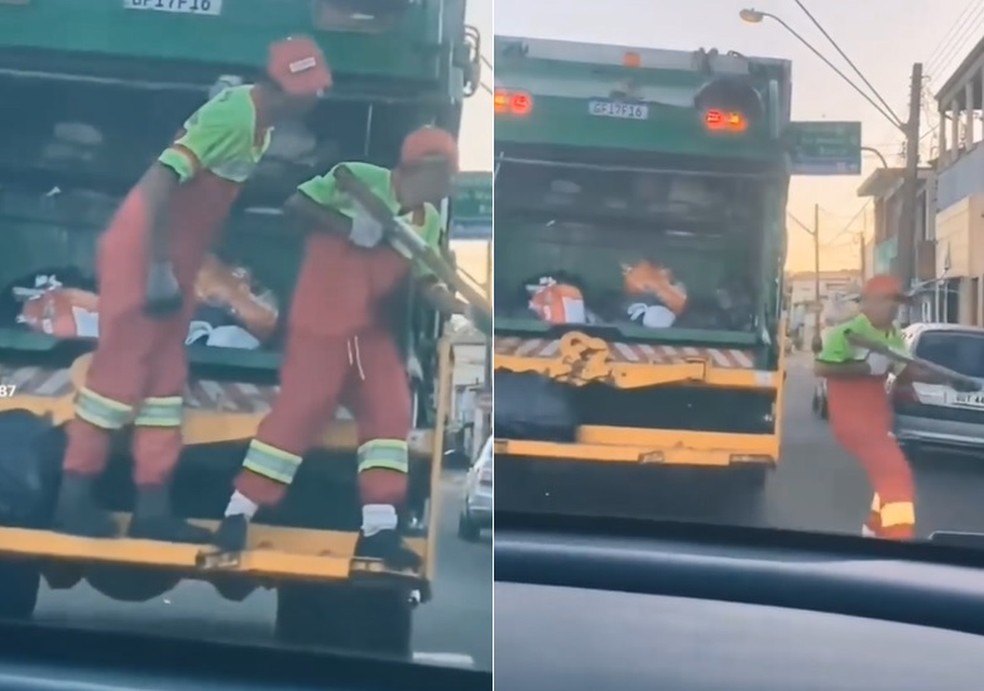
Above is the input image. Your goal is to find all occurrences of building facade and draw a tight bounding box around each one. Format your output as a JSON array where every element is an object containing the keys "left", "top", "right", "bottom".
[{"left": 932, "top": 36, "right": 984, "bottom": 326}]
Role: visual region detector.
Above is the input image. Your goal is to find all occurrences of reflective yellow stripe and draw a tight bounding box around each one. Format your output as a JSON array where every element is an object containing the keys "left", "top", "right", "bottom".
[
  {"left": 133, "top": 396, "right": 184, "bottom": 428},
  {"left": 870, "top": 493, "right": 881, "bottom": 512},
  {"left": 880, "top": 501, "right": 916, "bottom": 528},
  {"left": 242, "top": 439, "right": 303, "bottom": 485},
  {"left": 357, "top": 438, "right": 409, "bottom": 474},
  {"left": 74, "top": 387, "right": 134, "bottom": 430}
]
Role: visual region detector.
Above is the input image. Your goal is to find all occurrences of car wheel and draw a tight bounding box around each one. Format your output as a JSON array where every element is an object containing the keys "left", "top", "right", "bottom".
[
  {"left": 457, "top": 510, "right": 480, "bottom": 542},
  {"left": 0, "top": 560, "right": 40, "bottom": 619}
]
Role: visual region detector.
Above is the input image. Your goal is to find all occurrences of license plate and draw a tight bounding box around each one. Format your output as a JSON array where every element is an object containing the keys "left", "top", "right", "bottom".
[
  {"left": 588, "top": 100, "right": 649, "bottom": 120},
  {"left": 124, "top": 0, "right": 222, "bottom": 15},
  {"left": 951, "top": 391, "right": 984, "bottom": 408}
]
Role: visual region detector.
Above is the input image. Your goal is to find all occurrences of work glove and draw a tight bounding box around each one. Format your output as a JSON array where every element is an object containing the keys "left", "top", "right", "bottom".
[
  {"left": 144, "top": 261, "right": 183, "bottom": 317},
  {"left": 865, "top": 351, "right": 893, "bottom": 377},
  {"left": 349, "top": 204, "right": 385, "bottom": 248}
]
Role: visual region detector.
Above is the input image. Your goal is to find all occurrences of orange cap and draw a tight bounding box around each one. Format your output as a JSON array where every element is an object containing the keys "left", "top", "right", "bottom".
[
  {"left": 267, "top": 36, "right": 332, "bottom": 96},
  {"left": 861, "top": 274, "right": 905, "bottom": 300},
  {"left": 400, "top": 127, "right": 459, "bottom": 171}
]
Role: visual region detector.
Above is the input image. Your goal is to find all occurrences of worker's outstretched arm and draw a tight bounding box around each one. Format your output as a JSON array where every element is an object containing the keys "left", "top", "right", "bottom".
[{"left": 139, "top": 164, "right": 180, "bottom": 264}]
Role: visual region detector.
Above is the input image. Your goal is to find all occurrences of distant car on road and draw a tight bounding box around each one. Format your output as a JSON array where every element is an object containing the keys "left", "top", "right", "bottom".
[
  {"left": 888, "top": 323, "right": 984, "bottom": 455},
  {"left": 458, "top": 435, "right": 492, "bottom": 542}
]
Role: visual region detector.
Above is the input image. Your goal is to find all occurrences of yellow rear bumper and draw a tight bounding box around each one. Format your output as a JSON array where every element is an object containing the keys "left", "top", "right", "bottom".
[
  {"left": 496, "top": 426, "right": 779, "bottom": 467},
  {"left": 0, "top": 516, "right": 426, "bottom": 583}
]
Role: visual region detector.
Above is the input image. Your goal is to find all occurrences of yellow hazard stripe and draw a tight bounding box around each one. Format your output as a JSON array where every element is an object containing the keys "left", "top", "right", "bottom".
[
  {"left": 74, "top": 387, "right": 134, "bottom": 430},
  {"left": 357, "top": 438, "right": 409, "bottom": 474},
  {"left": 880, "top": 501, "right": 915, "bottom": 528},
  {"left": 243, "top": 439, "right": 303, "bottom": 485},
  {"left": 133, "top": 396, "right": 184, "bottom": 428}
]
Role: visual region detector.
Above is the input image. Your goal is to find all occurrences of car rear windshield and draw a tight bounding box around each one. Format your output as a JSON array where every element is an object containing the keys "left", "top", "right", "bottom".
[{"left": 914, "top": 330, "right": 984, "bottom": 378}]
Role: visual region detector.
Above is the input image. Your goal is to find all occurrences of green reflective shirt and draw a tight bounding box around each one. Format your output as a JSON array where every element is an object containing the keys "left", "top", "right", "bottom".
[
  {"left": 158, "top": 85, "right": 271, "bottom": 184},
  {"left": 297, "top": 161, "right": 444, "bottom": 279},
  {"left": 816, "top": 313, "right": 907, "bottom": 364}
]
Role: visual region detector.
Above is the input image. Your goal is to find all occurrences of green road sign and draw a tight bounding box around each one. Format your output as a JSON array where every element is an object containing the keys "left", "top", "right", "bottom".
[
  {"left": 451, "top": 171, "right": 492, "bottom": 239},
  {"left": 786, "top": 121, "right": 862, "bottom": 175}
]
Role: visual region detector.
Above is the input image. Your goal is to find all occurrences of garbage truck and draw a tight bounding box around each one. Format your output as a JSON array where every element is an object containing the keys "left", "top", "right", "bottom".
[
  {"left": 492, "top": 36, "right": 791, "bottom": 514},
  {"left": 0, "top": 0, "right": 482, "bottom": 657}
]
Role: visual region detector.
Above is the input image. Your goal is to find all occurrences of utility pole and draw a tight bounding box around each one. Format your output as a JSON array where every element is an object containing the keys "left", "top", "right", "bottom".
[
  {"left": 811, "top": 203, "right": 823, "bottom": 354},
  {"left": 895, "top": 62, "right": 923, "bottom": 321}
]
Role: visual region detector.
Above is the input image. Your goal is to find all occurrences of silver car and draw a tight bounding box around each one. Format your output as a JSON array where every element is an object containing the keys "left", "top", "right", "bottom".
[
  {"left": 458, "top": 436, "right": 492, "bottom": 542},
  {"left": 888, "top": 323, "right": 984, "bottom": 454}
]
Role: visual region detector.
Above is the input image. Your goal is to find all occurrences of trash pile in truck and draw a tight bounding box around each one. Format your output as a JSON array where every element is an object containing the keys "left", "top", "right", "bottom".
[{"left": 7, "top": 255, "right": 280, "bottom": 350}]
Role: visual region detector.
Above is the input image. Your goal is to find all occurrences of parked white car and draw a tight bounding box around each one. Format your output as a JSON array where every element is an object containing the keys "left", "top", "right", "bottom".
[{"left": 458, "top": 436, "right": 492, "bottom": 542}]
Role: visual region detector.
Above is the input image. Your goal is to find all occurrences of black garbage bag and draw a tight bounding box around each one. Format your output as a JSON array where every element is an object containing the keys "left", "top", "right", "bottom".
[
  {"left": 0, "top": 411, "right": 63, "bottom": 529},
  {"left": 494, "top": 371, "right": 578, "bottom": 442}
]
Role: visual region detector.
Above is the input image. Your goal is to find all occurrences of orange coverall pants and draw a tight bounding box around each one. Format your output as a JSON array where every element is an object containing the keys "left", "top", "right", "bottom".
[
  {"left": 234, "top": 233, "right": 413, "bottom": 510},
  {"left": 63, "top": 174, "right": 238, "bottom": 487},
  {"left": 826, "top": 376, "right": 916, "bottom": 539}
]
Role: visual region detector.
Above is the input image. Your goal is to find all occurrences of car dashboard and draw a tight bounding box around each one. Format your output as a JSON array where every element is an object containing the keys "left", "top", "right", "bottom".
[
  {"left": 495, "top": 514, "right": 984, "bottom": 691},
  {"left": 0, "top": 619, "right": 490, "bottom": 691}
]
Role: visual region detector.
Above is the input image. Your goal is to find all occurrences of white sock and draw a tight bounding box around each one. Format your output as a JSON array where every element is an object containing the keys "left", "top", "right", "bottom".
[
  {"left": 362, "top": 504, "right": 398, "bottom": 537},
  {"left": 224, "top": 490, "right": 259, "bottom": 519}
]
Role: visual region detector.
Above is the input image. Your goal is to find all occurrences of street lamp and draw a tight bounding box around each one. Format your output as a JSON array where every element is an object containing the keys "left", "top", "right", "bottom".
[
  {"left": 739, "top": 8, "right": 765, "bottom": 23},
  {"left": 738, "top": 8, "right": 903, "bottom": 131}
]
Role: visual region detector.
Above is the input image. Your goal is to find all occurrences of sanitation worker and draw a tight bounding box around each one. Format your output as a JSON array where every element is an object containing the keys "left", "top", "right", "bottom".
[
  {"left": 213, "top": 127, "right": 464, "bottom": 569},
  {"left": 53, "top": 37, "right": 332, "bottom": 543},
  {"left": 814, "top": 274, "right": 933, "bottom": 540}
]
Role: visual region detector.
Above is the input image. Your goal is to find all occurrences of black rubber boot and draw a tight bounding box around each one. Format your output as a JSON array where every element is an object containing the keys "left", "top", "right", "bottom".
[
  {"left": 52, "top": 473, "right": 118, "bottom": 538},
  {"left": 355, "top": 529, "right": 422, "bottom": 571},
  {"left": 211, "top": 514, "right": 249, "bottom": 552},
  {"left": 127, "top": 486, "right": 212, "bottom": 544}
]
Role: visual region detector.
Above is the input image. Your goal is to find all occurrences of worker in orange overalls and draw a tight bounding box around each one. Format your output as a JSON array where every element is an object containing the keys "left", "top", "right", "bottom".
[
  {"left": 53, "top": 37, "right": 332, "bottom": 543},
  {"left": 212, "top": 127, "right": 464, "bottom": 568},
  {"left": 814, "top": 274, "right": 933, "bottom": 539}
]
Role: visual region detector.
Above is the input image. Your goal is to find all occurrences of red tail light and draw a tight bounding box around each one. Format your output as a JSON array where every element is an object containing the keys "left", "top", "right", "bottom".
[{"left": 494, "top": 89, "right": 533, "bottom": 116}]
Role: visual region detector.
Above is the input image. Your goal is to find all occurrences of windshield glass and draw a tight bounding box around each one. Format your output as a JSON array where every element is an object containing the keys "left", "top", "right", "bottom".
[{"left": 0, "top": 0, "right": 491, "bottom": 673}]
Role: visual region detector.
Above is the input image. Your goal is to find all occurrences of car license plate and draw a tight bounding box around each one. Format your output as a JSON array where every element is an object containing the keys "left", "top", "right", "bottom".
[
  {"left": 588, "top": 100, "right": 649, "bottom": 120},
  {"left": 124, "top": 0, "right": 222, "bottom": 15},
  {"left": 951, "top": 391, "right": 984, "bottom": 408}
]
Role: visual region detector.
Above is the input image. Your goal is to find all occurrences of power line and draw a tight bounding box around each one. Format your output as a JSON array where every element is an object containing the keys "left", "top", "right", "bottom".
[
  {"left": 792, "top": 0, "right": 902, "bottom": 126},
  {"left": 926, "top": 0, "right": 984, "bottom": 80},
  {"left": 925, "top": 0, "right": 983, "bottom": 72}
]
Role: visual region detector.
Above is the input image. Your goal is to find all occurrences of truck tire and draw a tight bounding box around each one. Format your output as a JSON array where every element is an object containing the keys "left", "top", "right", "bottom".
[
  {"left": 276, "top": 583, "right": 413, "bottom": 658},
  {"left": 0, "top": 560, "right": 40, "bottom": 619}
]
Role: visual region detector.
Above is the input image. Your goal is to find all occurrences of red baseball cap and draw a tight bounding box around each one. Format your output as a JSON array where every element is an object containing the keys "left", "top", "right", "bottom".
[
  {"left": 267, "top": 36, "right": 332, "bottom": 96},
  {"left": 400, "top": 126, "right": 459, "bottom": 172},
  {"left": 861, "top": 274, "right": 906, "bottom": 301}
]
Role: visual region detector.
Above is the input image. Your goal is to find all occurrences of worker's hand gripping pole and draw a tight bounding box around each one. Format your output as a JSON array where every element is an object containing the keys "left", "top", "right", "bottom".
[
  {"left": 333, "top": 165, "right": 493, "bottom": 336},
  {"left": 844, "top": 329, "right": 982, "bottom": 392}
]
